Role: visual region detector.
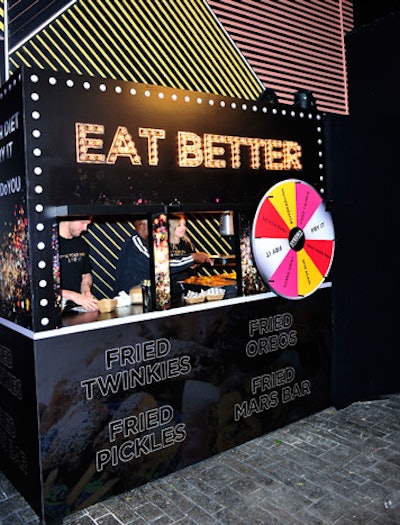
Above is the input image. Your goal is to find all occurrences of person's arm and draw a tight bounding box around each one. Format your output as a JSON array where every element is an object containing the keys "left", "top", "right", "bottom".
[
  {"left": 61, "top": 273, "right": 98, "bottom": 311},
  {"left": 81, "top": 272, "right": 94, "bottom": 296},
  {"left": 113, "top": 236, "right": 150, "bottom": 294},
  {"left": 169, "top": 251, "right": 213, "bottom": 276},
  {"left": 169, "top": 253, "right": 195, "bottom": 276}
]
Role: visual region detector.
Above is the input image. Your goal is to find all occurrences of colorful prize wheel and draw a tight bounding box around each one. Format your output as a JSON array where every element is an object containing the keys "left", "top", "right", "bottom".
[{"left": 252, "top": 179, "right": 335, "bottom": 299}]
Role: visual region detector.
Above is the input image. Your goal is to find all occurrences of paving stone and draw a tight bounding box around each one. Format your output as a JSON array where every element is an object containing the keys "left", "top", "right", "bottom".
[
  {"left": 63, "top": 513, "right": 96, "bottom": 525},
  {"left": 1, "top": 394, "right": 399, "bottom": 524},
  {"left": 96, "top": 514, "right": 125, "bottom": 525}
]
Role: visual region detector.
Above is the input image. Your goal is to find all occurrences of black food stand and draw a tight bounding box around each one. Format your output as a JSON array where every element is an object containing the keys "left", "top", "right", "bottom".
[{"left": 0, "top": 67, "right": 334, "bottom": 522}]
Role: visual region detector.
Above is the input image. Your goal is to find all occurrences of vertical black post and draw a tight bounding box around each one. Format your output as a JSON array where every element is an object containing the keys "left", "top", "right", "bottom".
[
  {"left": 0, "top": 0, "right": 8, "bottom": 85},
  {"left": 0, "top": 38, "right": 4, "bottom": 85}
]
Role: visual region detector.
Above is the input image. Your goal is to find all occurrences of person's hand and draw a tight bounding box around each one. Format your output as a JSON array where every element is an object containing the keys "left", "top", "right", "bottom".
[
  {"left": 71, "top": 291, "right": 99, "bottom": 311},
  {"left": 192, "top": 252, "right": 214, "bottom": 265}
]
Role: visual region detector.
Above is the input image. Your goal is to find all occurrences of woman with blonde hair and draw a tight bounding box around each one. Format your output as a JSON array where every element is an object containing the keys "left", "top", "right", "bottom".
[{"left": 169, "top": 214, "right": 213, "bottom": 306}]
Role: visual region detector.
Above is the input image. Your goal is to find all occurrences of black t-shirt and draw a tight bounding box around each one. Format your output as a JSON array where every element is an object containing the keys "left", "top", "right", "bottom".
[
  {"left": 169, "top": 239, "right": 196, "bottom": 306},
  {"left": 169, "top": 239, "right": 195, "bottom": 284},
  {"left": 59, "top": 236, "right": 92, "bottom": 293}
]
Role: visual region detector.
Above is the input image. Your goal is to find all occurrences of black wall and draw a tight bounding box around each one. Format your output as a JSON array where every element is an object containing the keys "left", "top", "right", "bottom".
[
  {"left": 326, "top": 11, "right": 400, "bottom": 407},
  {"left": 352, "top": 0, "right": 400, "bottom": 27}
]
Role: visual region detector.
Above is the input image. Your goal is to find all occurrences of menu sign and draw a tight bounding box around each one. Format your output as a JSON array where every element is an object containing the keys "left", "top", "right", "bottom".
[
  {"left": 35, "top": 289, "right": 331, "bottom": 520},
  {"left": 22, "top": 67, "right": 324, "bottom": 209}
]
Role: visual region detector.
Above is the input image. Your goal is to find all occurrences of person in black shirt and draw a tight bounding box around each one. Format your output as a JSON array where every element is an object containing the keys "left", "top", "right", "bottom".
[
  {"left": 58, "top": 217, "right": 98, "bottom": 311},
  {"left": 169, "top": 214, "right": 213, "bottom": 306}
]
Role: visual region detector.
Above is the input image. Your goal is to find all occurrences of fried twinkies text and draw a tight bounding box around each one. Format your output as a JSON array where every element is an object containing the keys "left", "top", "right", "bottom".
[{"left": 80, "top": 338, "right": 191, "bottom": 400}]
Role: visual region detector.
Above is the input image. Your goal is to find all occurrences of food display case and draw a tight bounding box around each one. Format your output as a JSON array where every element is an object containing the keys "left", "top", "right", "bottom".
[{"left": 0, "top": 67, "right": 334, "bottom": 522}]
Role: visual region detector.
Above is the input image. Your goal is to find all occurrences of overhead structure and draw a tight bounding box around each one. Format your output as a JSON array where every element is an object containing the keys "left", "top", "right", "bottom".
[{"left": 3, "top": 0, "right": 263, "bottom": 100}]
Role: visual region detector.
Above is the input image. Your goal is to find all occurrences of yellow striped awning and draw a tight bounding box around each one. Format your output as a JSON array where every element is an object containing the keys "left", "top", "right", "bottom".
[{"left": 9, "top": 0, "right": 263, "bottom": 100}]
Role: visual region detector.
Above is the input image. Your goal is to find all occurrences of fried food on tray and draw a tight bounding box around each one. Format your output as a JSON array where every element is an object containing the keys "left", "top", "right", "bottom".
[{"left": 183, "top": 275, "right": 235, "bottom": 287}]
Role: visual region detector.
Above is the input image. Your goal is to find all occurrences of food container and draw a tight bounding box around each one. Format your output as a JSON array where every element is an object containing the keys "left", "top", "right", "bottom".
[
  {"left": 183, "top": 290, "right": 206, "bottom": 305},
  {"left": 129, "top": 285, "right": 143, "bottom": 304},
  {"left": 219, "top": 211, "right": 234, "bottom": 236},
  {"left": 205, "top": 287, "right": 226, "bottom": 301},
  {"left": 97, "top": 298, "right": 117, "bottom": 313}
]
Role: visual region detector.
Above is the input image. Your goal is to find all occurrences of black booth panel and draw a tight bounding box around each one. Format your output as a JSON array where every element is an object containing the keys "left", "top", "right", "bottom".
[
  {"left": 34, "top": 290, "right": 332, "bottom": 521},
  {"left": 326, "top": 12, "right": 400, "bottom": 407},
  {"left": 0, "top": 326, "right": 42, "bottom": 517}
]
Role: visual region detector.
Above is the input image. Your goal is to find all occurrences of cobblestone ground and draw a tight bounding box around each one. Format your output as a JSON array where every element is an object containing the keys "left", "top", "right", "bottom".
[{"left": 1, "top": 393, "right": 399, "bottom": 525}]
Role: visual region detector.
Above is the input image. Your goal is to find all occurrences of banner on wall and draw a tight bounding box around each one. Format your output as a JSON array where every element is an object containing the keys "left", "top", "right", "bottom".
[
  {"left": 0, "top": 76, "right": 32, "bottom": 328},
  {"left": 21, "top": 67, "right": 325, "bottom": 209}
]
